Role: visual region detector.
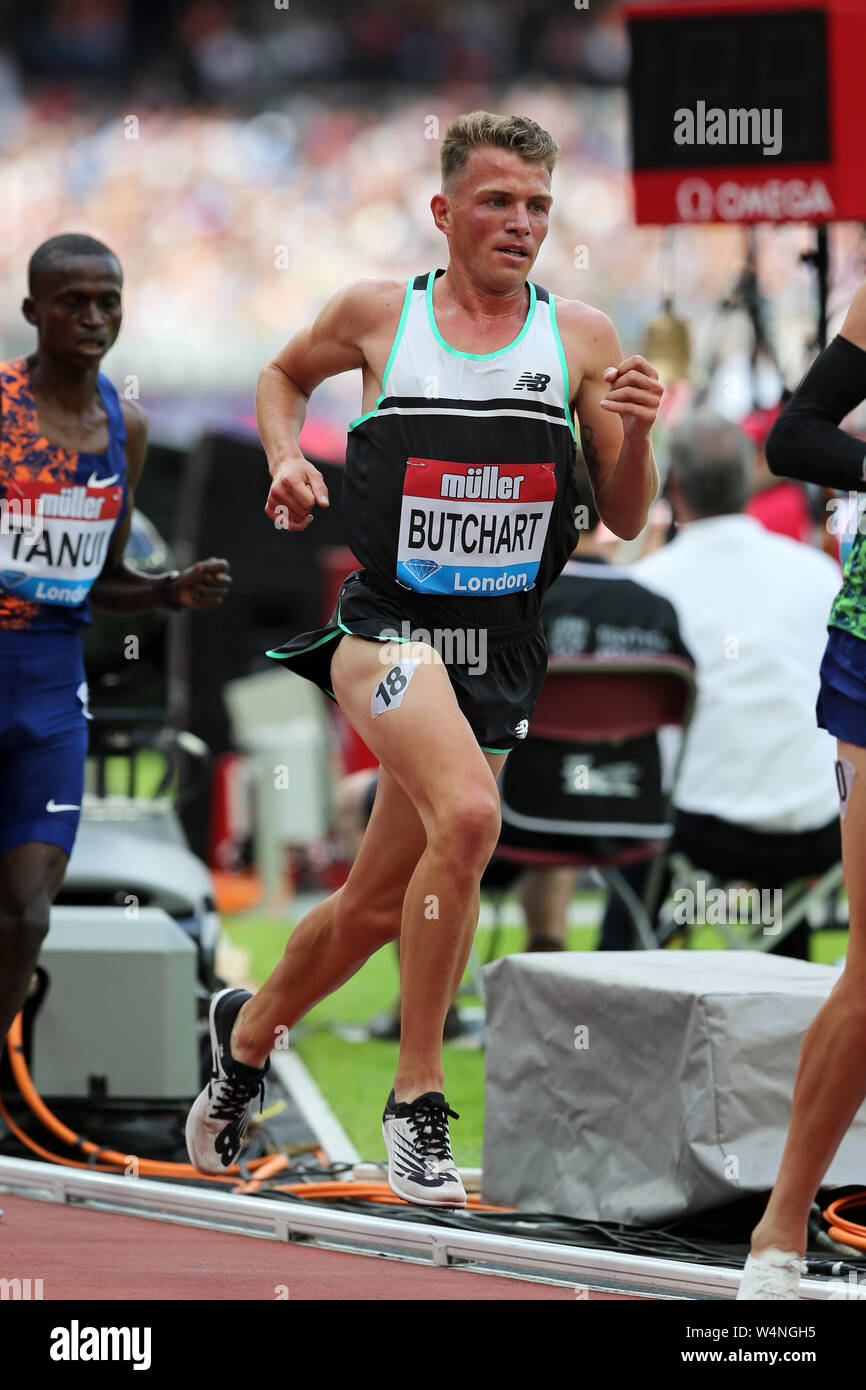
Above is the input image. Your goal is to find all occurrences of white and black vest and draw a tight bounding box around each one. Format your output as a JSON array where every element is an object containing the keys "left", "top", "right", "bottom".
[{"left": 342, "top": 268, "right": 581, "bottom": 627}]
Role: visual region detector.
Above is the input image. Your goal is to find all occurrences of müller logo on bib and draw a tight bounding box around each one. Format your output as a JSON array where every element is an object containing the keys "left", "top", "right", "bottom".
[
  {"left": 0, "top": 476, "right": 123, "bottom": 606},
  {"left": 396, "top": 456, "right": 556, "bottom": 597}
]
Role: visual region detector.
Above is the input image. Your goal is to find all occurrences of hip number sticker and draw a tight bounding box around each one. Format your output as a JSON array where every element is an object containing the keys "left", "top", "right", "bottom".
[{"left": 371, "top": 659, "right": 421, "bottom": 718}]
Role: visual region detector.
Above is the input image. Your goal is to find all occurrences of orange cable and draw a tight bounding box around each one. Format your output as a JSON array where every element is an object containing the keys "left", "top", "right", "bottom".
[
  {"left": 4, "top": 1012, "right": 273, "bottom": 1181},
  {"left": 827, "top": 1226, "right": 866, "bottom": 1252},
  {"left": 823, "top": 1191, "right": 866, "bottom": 1248},
  {"left": 4, "top": 1013, "right": 510, "bottom": 1208}
]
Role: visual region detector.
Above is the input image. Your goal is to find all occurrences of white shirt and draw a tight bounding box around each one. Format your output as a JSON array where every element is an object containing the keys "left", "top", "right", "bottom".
[{"left": 632, "top": 514, "right": 841, "bottom": 832}]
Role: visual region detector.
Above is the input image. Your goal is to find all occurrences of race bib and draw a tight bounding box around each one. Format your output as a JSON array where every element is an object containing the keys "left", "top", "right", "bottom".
[
  {"left": 0, "top": 476, "right": 123, "bottom": 606},
  {"left": 396, "top": 457, "right": 556, "bottom": 596}
]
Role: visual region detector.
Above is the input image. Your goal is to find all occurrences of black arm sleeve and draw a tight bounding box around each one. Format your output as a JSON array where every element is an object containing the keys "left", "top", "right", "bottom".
[{"left": 765, "top": 334, "right": 866, "bottom": 490}]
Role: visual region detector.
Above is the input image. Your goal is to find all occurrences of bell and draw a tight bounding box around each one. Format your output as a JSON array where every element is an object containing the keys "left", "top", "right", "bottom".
[{"left": 643, "top": 302, "right": 691, "bottom": 385}]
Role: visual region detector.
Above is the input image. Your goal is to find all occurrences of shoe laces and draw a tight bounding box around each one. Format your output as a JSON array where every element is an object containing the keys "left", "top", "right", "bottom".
[
  {"left": 208, "top": 1069, "right": 265, "bottom": 1122},
  {"left": 406, "top": 1096, "right": 459, "bottom": 1163}
]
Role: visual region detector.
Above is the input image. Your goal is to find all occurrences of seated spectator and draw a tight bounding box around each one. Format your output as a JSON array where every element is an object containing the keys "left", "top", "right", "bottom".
[
  {"left": 743, "top": 404, "right": 813, "bottom": 544},
  {"left": 498, "top": 490, "right": 693, "bottom": 951},
  {"left": 333, "top": 767, "right": 378, "bottom": 865},
  {"left": 613, "top": 409, "right": 843, "bottom": 958}
]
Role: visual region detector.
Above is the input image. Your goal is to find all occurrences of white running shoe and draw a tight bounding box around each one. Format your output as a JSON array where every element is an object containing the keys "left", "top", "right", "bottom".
[
  {"left": 382, "top": 1089, "right": 466, "bottom": 1207},
  {"left": 185, "top": 988, "right": 268, "bottom": 1175},
  {"left": 736, "top": 1247, "right": 807, "bottom": 1300}
]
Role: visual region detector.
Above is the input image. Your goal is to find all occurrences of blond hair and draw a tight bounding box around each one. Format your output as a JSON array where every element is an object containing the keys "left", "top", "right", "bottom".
[{"left": 440, "top": 111, "right": 558, "bottom": 192}]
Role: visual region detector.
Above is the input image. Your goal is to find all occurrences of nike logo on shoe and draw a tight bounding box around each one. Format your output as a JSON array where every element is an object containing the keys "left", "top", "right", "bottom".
[{"left": 46, "top": 799, "right": 80, "bottom": 812}]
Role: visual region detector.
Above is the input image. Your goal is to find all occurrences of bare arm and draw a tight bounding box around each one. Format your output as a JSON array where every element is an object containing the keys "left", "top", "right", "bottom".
[
  {"left": 560, "top": 304, "right": 662, "bottom": 541},
  {"left": 257, "top": 278, "right": 402, "bottom": 532}
]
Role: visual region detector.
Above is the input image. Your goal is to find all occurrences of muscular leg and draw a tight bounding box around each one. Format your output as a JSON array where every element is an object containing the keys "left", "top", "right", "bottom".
[
  {"left": 233, "top": 637, "right": 503, "bottom": 1103},
  {"left": 750, "top": 738, "right": 866, "bottom": 1256},
  {"left": 439, "top": 752, "right": 512, "bottom": 1005},
  {"left": 232, "top": 763, "right": 427, "bottom": 1063},
  {"left": 0, "top": 842, "right": 69, "bottom": 1052},
  {"left": 328, "top": 638, "right": 503, "bottom": 1101}
]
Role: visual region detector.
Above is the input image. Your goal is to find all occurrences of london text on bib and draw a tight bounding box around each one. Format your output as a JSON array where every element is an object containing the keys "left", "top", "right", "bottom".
[{"left": 396, "top": 457, "right": 556, "bottom": 596}]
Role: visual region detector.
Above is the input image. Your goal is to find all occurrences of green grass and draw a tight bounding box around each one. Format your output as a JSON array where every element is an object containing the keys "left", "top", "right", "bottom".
[
  {"left": 286, "top": 1033, "right": 490, "bottom": 1166},
  {"left": 222, "top": 902, "right": 848, "bottom": 1169},
  {"left": 89, "top": 749, "right": 172, "bottom": 800}
]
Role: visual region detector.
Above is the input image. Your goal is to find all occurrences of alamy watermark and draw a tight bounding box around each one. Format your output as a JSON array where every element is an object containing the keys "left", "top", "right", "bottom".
[
  {"left": 674, "top": 102, "right": 782, "bottom": 158},
  {"left": 827, "top": 1270, "right": 866, "bottom": 1301},
  {"left": 673, "top": 881, "right": 783, "bottom": 935},
  {"left": 1, "top": 1276, "right": 43, "bottom": 1300},
  {"left": 378, "top": 623, "right": 488, "bottom": 676},
  {"left": 0, "top": 496, "right": 44, "bottom": 544},
  {"left": 827, "top": 492, "right": 866, "bottom": 539},
  {"left": 49, "top": 1322, "right": 151, "bottom": 1369}
]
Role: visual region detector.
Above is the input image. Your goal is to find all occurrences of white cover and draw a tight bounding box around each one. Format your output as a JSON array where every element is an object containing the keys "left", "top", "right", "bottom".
[{"left": 482, "top": 950, "right": 866, "bottom": 1223}]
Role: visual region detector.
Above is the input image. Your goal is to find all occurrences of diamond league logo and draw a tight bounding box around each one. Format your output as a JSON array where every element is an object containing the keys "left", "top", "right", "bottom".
[
  {"left": 403, "top": 558, "right": 441, "bottom": 584},
  {"left": 0, "top": 569, "right": 29, "bottom": 589}
]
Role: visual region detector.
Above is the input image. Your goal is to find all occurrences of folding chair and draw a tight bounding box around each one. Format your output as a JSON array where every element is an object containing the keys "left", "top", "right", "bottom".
[
  {"left": 659, "top": 852, "right": 845, "bottom": 953},
  {"left": 474, "top": 655, "right": 697, "bottom": 974}
]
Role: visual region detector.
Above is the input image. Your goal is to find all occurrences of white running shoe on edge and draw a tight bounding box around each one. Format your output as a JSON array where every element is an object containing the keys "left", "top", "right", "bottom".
[
  {"left": 185, "top": 987, "right": 268, "bottom": 1175},
  {"left": 736, "top": 1247, "right": 807, "bottom": 1300},
  {"left": 382, "top": 1089, "right": 466, "bottom": 1207}
]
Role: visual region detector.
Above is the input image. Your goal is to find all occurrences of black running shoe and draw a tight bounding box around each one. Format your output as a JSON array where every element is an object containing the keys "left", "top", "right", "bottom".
[
  {"left": 185, "top": 988, "right": 269, "bottom": 1174},
  {"left": 382, "top": 1089, "right": 466, "bottom": 1206}
]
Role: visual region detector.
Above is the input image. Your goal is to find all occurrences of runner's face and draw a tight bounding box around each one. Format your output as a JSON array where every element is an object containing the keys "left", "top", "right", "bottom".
[
  {"left": 445, "top": 148, "right": 552, "bottom": 289},
  {"left": 27, "top": 256, "right": 123, "bottom": 368}
]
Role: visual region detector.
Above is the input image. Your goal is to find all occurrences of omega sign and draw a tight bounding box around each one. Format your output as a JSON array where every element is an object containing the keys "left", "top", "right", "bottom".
[
  {"left": 675, "top": 177, "right": 836, "bottom": 224},
  {"left": 626, "top": 2, "right": 866, "bottom": 228}
]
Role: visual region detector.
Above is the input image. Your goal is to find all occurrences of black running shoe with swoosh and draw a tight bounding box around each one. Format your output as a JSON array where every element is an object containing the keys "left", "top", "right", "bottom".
[
  {"left": 185, "top": 988, "right": 269, "bottom": 1174},
  {"left": 382, "top": 1089, "right": 466, "bottom": 1207}
]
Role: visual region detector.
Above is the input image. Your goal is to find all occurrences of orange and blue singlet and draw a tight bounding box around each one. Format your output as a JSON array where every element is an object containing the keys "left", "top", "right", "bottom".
[
  {"left": 0, "top": 357, "right": 129, "bottom": 855},
  {"left": 0, "top": 356, "right": 128, "bottom": 632}
]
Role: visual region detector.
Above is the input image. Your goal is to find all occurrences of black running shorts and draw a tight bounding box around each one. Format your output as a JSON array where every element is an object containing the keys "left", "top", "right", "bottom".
[{"left": 266, "top": 568, "right": 549, "bottom": 753}]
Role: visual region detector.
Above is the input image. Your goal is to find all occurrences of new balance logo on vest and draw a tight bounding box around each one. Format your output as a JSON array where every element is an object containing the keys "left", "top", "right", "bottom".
[{"left": 513, "top": 372, "right": 550, "bottom": 392}]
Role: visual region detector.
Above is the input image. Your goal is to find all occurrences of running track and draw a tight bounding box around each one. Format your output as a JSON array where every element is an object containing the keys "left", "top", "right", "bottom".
[{"left": 1, "top": 1195, "right": 646, "bottom": 1300}]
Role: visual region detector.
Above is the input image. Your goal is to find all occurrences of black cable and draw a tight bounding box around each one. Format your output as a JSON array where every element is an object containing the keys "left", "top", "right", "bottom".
[{"left": 241, "top": 1190, "right": 865, "bottom": 1281}]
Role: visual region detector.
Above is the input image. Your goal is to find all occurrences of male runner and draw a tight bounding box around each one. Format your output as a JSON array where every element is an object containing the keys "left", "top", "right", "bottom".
[
  {"left": 736, "top": 283, "right": 866, "bottom": 1299},
  {"left": 186, "top": 112, "right": 663, "bottom": 1205},
  {"left": 0, "top": 232, "right": 231, "bottom": 1058}
]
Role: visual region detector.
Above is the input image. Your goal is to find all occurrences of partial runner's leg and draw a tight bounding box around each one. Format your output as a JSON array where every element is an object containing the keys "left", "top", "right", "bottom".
[
  {"left": 188, "top": 634, "right": 504, "bottom": 1183},
  {"left": 519, "top": 867, "right": 575, "bottom": 949},
  {"left": 330, "top": 637, "right": 503, "bottom": 1101},
  {"left": 333, "top": 768, "right": 378, "bottom": 862},
  {"left": 750, "top": 738, "right": 866, "bottom": 1257},
  {"left": 0, "top": 843, "right": 68, "bottom": 1050},
  {"left": 187, "top": 760, "right": 431, "bottom": 1173}
]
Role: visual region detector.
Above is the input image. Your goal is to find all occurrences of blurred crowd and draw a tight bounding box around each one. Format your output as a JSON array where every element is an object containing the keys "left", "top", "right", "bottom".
[
  {"left": 0, "top": 2, "right": 861, "bottom": 444},
  {"left": 3, "top": 82, "right": 863, "bottom": 413},
  {"left": 0, "top": 2, "right": 864, "bottom": 434},
  {"left": 3, "top": 0, "right": 628, "bottom": 95}
]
